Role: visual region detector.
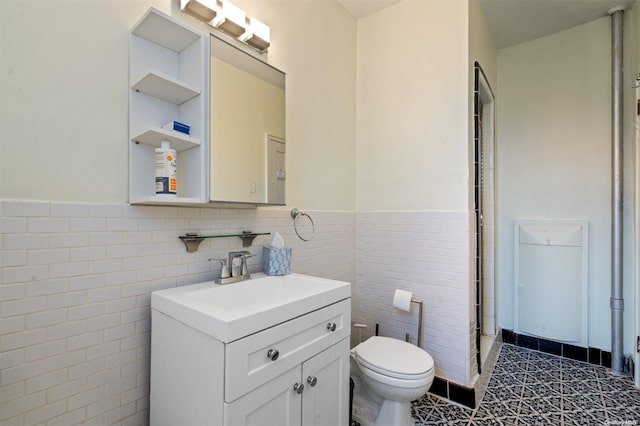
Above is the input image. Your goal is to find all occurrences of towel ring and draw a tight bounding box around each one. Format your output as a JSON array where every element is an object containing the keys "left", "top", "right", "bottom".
[{"left": 291, "top": 208, "right": 315, "bottom": 241}]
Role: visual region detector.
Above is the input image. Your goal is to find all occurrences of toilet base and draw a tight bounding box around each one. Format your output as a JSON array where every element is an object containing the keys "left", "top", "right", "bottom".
[
  {"left": 374, "top": 399, "right": 413, "bottom": 426},
  {"left": 351, "top": 379, "right": 414, "bottom": 426},
  {"left": 351, "top": 390, "right": 378, "bottom": 426},
  {"left": 352, "top": 394, "right": 413, "bottom": 426}
]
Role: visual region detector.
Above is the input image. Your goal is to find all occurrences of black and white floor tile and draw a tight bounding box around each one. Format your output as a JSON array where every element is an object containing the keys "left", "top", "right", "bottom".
[{"left": 411, "top": 344, "right": 640, "bottom": 425}]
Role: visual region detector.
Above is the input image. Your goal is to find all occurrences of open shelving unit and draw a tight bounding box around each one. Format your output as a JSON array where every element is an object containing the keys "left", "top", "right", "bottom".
[{"left": 129, "top": 8, "right": 209, "bottom": 206}]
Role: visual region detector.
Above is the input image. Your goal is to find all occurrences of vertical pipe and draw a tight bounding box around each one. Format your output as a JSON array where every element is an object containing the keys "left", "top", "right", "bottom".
[
  {"left": 634, "top": 82, "right": 640, "bottom": 388},
  {"left": 609, "top": 6, "right": 625, "bottom": 374},
  {"left": 635, "top": 84, "right": 640, "bottom": 387}
]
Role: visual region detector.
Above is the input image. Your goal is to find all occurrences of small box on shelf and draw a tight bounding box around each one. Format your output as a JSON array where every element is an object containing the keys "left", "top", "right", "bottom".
[{"left": 162, "top": 120, "right": 190, "bottom": 135}]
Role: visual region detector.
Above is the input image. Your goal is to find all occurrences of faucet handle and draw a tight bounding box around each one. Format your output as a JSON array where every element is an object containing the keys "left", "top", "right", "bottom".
[
  {"left": 217, "top": 259, "right": 231, "bottom": 278},
  {"left": 240, "top": 253, "right": 255, "bottom": 276},
  {"left": 208, "top": 258, "right": 231, "bottom": 279}
]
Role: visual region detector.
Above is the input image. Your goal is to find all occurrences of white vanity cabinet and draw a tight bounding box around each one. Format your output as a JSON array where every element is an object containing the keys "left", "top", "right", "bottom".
[{"left": 150, "top": 282, "right": 351, "bottom": 426}]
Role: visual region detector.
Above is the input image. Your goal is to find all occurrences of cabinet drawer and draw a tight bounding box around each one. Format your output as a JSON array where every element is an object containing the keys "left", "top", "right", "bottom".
[{"left": 225, "top": 298, "right": 350, "bottom": 402}]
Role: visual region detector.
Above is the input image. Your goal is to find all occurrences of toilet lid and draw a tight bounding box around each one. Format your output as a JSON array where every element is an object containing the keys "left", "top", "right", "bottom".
[{"left": 354, "top": 336, "right": 434, "bottom": 378}]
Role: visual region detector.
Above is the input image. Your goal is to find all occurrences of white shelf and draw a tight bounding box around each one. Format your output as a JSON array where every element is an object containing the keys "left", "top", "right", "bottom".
[
  {"left": 132, "top": 72, "right": 200, "bottom": 104},
  {"left": 132, "top": 127, "right": 200, "bottom": 152},
  {"left": 132, "top": 8, "right": 200, "bottom": 53},
  {"left": 129, "top": 8, "right": 208, "bottom": 206},
  {"left": 130, "top": 196, "right": 204, "bottom": 206}
]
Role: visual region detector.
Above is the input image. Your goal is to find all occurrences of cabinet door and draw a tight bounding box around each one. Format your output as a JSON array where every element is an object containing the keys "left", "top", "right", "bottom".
[
  {"left": 224, "top": 365, "right": 302, "bottom": 426},
  {"left": 302, "top": 338, "right": 350, "bottom": 426}
]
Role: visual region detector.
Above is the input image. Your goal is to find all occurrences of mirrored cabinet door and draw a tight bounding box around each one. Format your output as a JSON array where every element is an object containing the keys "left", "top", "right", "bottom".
[{"left": 209, "top": 34, "right": 286, "bottom": 205}]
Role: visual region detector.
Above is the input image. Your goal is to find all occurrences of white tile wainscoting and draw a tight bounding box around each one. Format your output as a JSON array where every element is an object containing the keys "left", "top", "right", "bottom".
[
  {"left": 1, "top": 201, "right": 473, "bottom": 425},
  {"left": 0, "top": 200, "right": 354, "bottom": 426},
  {"left": 354, "top": 211, "right": 473, "bottom": 385}
]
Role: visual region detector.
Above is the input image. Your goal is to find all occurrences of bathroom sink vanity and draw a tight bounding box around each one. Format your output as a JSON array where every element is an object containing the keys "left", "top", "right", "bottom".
[{"left": 150, "top": 273, "right": 351, "bottom": 426}]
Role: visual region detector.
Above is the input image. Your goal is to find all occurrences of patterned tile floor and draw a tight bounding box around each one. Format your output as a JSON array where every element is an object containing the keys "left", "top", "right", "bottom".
[{"left": 411, "top": 344, "right": 640, "bottom": 425}]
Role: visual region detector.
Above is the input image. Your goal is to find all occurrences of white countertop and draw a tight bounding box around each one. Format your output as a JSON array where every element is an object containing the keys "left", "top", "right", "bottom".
[{"left": 151, "top": 273, "right": 351, "bottom": 342}]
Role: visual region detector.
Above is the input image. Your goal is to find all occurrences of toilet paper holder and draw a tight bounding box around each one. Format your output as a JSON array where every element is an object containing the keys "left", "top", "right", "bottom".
[
  {"left": 408, "top": 298, "right": 424, "bottom": 349},
  {"left": 393, "top": 289, "right": 424, "bottom": 349}
]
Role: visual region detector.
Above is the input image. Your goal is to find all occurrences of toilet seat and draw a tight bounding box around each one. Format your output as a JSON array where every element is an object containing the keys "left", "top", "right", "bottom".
[
  {"left": 353, "top": 336, "right": 434, "bottom": 380},
  {"left": 357, "top": 357, "right": 432, "bottom": 381}
]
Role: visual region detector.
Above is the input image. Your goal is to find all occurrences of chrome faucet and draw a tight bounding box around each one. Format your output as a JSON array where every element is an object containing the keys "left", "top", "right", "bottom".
[
  {"left": 215, "top": 250, "right": 253, "bottom": 284},
  {"left": 228, "top": 250, "right": 251, "bottom": 277}
]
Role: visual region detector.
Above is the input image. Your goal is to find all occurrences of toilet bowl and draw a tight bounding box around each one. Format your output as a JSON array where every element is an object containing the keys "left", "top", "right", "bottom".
[{"left": 351, "top": 336, "right": 434, "bottom": 426}]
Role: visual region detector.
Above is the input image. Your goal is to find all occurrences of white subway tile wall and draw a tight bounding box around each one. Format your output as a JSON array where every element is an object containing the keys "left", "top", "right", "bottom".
[
  {"left": 354, "top": 211, "right": 472, "bottom": 384},
  {"left": 1, "top": 201, "right": 354, "bottom": 426},
  {"left": 1, "top": 201, "right": 473, "bottom": 424}
]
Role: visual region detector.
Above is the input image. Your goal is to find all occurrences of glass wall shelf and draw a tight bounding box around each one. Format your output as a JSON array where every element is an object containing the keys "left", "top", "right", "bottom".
[{"left": 178, "top": 231, "right": 271, "bottom": 252}]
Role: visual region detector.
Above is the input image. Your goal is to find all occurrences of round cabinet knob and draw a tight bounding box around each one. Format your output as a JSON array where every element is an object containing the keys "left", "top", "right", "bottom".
[
  {"left": 267, "top": 349, "right": 279, "bottom": 361},
  {"left": 306, "top": 376, "right": 318, "bottom": 387},
  {"left": 327, "top": 322, "right": 337, "bottom": 332},
  {"left": 293, "top": 383, "right": 304, "bottom": 394}
]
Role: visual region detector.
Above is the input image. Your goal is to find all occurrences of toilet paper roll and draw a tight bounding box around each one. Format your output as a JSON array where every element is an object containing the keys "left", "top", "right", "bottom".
[{"left": 393, "top": 289, "right": 413, "bottom": 312}]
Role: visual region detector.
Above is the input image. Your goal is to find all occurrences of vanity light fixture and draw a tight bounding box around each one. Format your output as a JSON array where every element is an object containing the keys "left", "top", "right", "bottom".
[
  {"left": 211, "top": 0, "right": 246, "bottom": 37},
  {"left": 180, "top": 0, "right": 271, "bottom": 53},
  {"left": 239, "top": 17, "right": 270, "bottom": 52},
  {"left": 180, "top": 0, "right": 218, "bottom": 21}
]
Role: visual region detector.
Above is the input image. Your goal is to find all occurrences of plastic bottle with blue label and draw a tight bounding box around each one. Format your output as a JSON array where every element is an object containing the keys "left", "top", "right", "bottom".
[{"left": 155, "top": 141, "right": 177, "bottom": 197}]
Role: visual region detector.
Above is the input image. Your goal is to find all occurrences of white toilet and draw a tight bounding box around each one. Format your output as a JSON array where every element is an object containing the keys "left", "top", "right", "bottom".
[{"left": 350, "top": 336, "right": 435, "bottom": 426}]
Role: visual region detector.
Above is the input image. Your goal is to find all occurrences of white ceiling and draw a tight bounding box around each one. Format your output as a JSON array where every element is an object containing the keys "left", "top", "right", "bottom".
[
  {"left": 480, "top": 0, "right": 634, "bottom": 49},
  {"left": 337, "top": 0, "right": 402, "bottom": 19},
  {"left": 337, "top": 0, "right": 634, "bottom": 49}
]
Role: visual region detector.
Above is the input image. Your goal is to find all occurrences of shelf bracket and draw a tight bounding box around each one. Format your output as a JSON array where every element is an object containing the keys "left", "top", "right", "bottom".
[
  {"left": 180, "top": 236, "right": 205, "bottom": 253},
  {"left": 239, "top": 230, "right": 260, "bottom": 247}
]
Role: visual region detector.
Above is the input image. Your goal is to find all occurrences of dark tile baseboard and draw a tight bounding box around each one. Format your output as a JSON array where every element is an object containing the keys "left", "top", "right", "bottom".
[
  {"left": 428, "top": 376, "right": 476, "bottom": 409},
  {"left": 501, "top": 329, "right": 612, "bottom": 368}
]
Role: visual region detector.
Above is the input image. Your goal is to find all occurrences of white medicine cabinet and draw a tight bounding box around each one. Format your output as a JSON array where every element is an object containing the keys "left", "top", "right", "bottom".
[
  {"left": 129, "top": 8, "right": 287, "bottom": 207},
  {"left": 129, "top": 8, "right": 208, "bottom": 206}
]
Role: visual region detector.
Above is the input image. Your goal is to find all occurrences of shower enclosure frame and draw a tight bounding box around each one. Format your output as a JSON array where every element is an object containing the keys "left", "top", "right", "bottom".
[{"left": 473, "top": 62, "right": 497, "bottom": 375}]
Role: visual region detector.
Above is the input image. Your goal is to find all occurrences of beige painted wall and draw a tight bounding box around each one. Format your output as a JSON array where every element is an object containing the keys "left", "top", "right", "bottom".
[
  {"left": 0, "top": 0, "right": 356, "bottom": 211},
  {"left": 469, "top": 0, "right": 497, "bottom": 95},
  {"left": 355, "top": 0, "right": 470, "bottom": 211},
  {"left": 468, "top": 0, "right": 497, "bottom": 194},
  {"left": 497, "top": 15, "right": 636, "bottom": 352}
]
